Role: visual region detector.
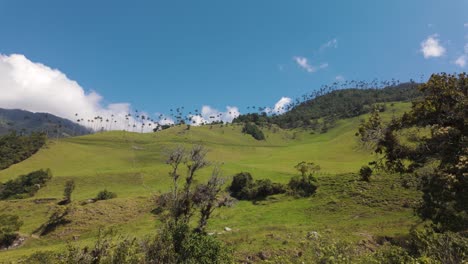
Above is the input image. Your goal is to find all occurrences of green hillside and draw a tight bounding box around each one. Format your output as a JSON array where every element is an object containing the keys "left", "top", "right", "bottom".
[{"left": 0, "top": 102, "right": 421, "bottom": 261}]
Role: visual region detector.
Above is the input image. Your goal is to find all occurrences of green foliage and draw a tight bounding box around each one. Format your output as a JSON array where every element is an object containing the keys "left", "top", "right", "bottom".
[
  {"left": 234, "top": 83, "right": 420, "bottom": 129},
  {"left": 228, "top": 172, "right": 286, "bottom": 200},
  {"left": 294, "top": 161, "right": 321, "bottom": 177},
  {"left": 0, "top": 169, "right": 52, "bottom": 200},
  {"left": 359, "top": 166, "right": 373, "bottom": 182},
  {"left": 242, "top": 122, "right": 265, "bottom": 140},
  {"left": 0, "top": 132, "right": 46, "bottom": 170},
  {"left": 362, "top": 73, "right": 468, "bottom": 232},
  {"left": 95, "top": 189, "right": 117, "bottom": 201},
  {"left": 0, "top": 214, "right": 23, "bottom": 248},
  {"left": 62, "top": 180, "right": 75, "bottom": 204},
  {"left": 288, "top": 175, "right": 318, "bottom": 197}
]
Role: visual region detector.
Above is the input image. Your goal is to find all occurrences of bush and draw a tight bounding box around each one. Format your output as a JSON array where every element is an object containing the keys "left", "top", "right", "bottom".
[
  {"left": 288, "top": 175, "right": 318, "bottom": 197},
  {"left": 242, "top": 123, "right": 265, "bottom": 140},
  {"left": 228, "top": 172, "right": 285, "bottom": 200},
  {"left": 0, "top": 169, "right": 52, "bottom": 200},
  {"left": 95, "top": 189, "right": 117, "bottom": 201},
  {"left": 359, "top": 166, "right": 373, "bottom": 182},
  {"left": 0, "top": 214, "right": 23, "bottom": 248},
  {"left": 228, "top": 172, "right": 253, "bottom": 198}
]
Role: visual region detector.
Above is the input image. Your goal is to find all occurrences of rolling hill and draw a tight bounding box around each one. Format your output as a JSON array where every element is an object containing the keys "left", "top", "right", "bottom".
[
  {"left": 0, "top": 108, "right": 90, "bottom": 137},
  {"left": 0, "top": 102, "right": 423, "bottom": 262}
]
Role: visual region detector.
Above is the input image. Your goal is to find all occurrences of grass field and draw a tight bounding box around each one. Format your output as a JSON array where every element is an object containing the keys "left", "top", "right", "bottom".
[{"left": 0, "top": 102, "right": 422, "bottom": 261}]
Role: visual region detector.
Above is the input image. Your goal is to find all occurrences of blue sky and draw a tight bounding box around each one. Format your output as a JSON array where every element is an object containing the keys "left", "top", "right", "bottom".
[{"left": 0, "top": 0, "right": 467, "bottom": 125}]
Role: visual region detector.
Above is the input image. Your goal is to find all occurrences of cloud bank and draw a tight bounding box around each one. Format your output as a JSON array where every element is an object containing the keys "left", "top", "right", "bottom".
[{"left": 0, "top": 53, "right": 154, "bottom": 131}]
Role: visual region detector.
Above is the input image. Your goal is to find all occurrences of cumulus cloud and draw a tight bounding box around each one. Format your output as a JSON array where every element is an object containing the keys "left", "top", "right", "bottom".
[
  {"left": 264, "top": 97, "right": 292, "bottom": 115},
  {"left": 0, "top": 53, "right": 153, "bottom": 132},
  {"left": 189, "top": 105, "right": 240, "bottom": 125},
  {"left": 420, "top": 35, "right": 446, "bottom": 58},
  {"left": 455, "top": 55, "right": 467, "bottom": 67}
]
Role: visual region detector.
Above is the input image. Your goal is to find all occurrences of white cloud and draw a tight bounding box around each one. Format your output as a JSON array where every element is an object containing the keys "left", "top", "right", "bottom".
[
  {"left": 293, "top": 56, "right": 328, "bottom": 73},
  {"left": 320, "top": 38, "right": 338, "bottom": 50},
  {"left": 0, "top": 53, "right": 153, "bottom": 132},
  {"left": 264, "top": 97, "right": 292, "bottom": 115},
  {"left": 464, "top": 23, "right": 468, "bottom": 28},
  {"left": 189, "top": 105, "right": 240, "bottom": 125},
  {"left": 293, "top": 56, "right": 316, "bottom": 72},
  {"left": 455, "top": 55, "right": 467, "bottom": 67},
  {"left": 420, "top": 35, "right": 446, "bottom": 58},
  {"left": 335, "top": 75, "right": 345, "bottom": 81},
  {"left": 319, "top": 63, "right": 329, "bottom": 69},
  {"left": 465, "top": 43, "right": 468, "bottom": 54}
]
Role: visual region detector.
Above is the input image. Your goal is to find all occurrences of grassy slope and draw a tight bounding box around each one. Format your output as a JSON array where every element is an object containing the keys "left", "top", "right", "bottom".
[{"left": 0, "top": 102, "right": 421, "bottom": 261}]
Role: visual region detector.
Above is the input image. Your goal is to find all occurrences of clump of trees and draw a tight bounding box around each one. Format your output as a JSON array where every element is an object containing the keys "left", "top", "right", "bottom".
[
  {"left": 242, "top": 123, "right": 265, "bottom": 140},
  {"left": 233, "top": 82, "right": 421, "bottom": 130},
  {"left": 0, "top": 214, "right": 23, "bottom": 248},
  {"left": 358, "top": 73, "right": 467, "bottom": 232},
  {"left": 95, "top": 189, "right": 117, "bottom": 201},
  {"left": 228, "top": 172, "right": 286, "bottom": 200},
  {"left": 288, "top": 161, "right": 319, "bottom": 197},
  {"left": 0, "top": 132, "right": 46, "bottom": 170},
  {"left": 0, "top": 169, "right": 52, "bottom": 200}
]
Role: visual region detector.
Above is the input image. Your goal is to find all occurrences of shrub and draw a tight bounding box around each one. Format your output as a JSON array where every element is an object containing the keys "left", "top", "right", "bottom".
[
  {"left": 0, "top": 169, "right": 52, "bottom": 200},
  {"left": 62, "top": 180, "right": 75, "bottom": 204},
  {"left": 228, "top": 172, "right": 253, "bottom": 198},
  {"left": 242, "top": 123, "right": 265, "bottom": 140},
  {"left": 288, "top": 175, "right": 318, "bottom": 197},
  {"left": 359, "top": 165, "right": 373, "bottom": 182},
  {"left": 0, "top": 214, "right": 23, "bottom": 248},
  {"left": 95, "top": 189, "right": 117, "bottom": 201},
  {"left": 228, "top": 172, "right": 285, "bottom": 200}
]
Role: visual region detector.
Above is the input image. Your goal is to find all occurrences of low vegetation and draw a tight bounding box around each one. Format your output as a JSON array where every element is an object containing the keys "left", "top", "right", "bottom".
[
  {"left": 0, "top": 169, "right": 52, "bottom": 200},
  {"left": 95, "top": 189, "right": 117, "bottom": 201},
  {"left": 0, "top": 132, "right": 46, "bottom": 170},
  {"left": 241, "top": 123, "right": 265, "bottom": 140},
  {"left": 0, "top": 214, "right": 23, "bottom": 249},
  {"left": 228, "top": 172, "right": 285, "bottom": 200}
]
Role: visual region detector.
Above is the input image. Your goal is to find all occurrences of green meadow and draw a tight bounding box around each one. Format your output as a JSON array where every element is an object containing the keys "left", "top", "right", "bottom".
[{"left": 0, "top": 102, "right": 422, "bottom": 261}]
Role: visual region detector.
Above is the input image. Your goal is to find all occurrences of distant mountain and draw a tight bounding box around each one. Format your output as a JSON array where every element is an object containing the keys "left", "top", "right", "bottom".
[
  {"left": 233, "top": 82, "right": 421, "bottom": 130},
  {"left": 0, "top": 108, "right": 91, "bottom": 137}
]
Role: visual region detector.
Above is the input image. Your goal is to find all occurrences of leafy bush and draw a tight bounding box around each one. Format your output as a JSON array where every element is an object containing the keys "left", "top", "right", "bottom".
[
  {"left": 288, "top": 175, "right": 318, "bottom": 197},
  {"left": 62, "top": 179, "right": 75, "bottom": 204},
  {"left": 0, "top": 132, "right": 46, "bottom": 170},
  {"left": 95, "top": 189, "right": 117, "bottom": 201},
  {"left": 228, "top": 172, "right": 285, "bottom": 200},
  {"left": 0, "top": 169, "right": 52, "bottom": 200},
  {"left": 359, "top": 166, "right": 373, "bottom": 182},
  {"left": 0, "top": 214, "right": 23, "bottom": 248},
  {"left": 242, "top": 123, "right": 265, "bottom": 140}
]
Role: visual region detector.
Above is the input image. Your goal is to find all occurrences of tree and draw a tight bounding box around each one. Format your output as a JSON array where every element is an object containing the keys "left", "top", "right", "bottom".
[
  {"left": 294, "top": 161, "right": 321, "bottom": 177},
  {"left": 360, "top": 73, "right": 467, "bottom": 232},
  {"left": 62, "top": 180, "right": 75, "bottom": 204},
  {"left": 0, "top": 214, "right": 23, "bottom": 248}
]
